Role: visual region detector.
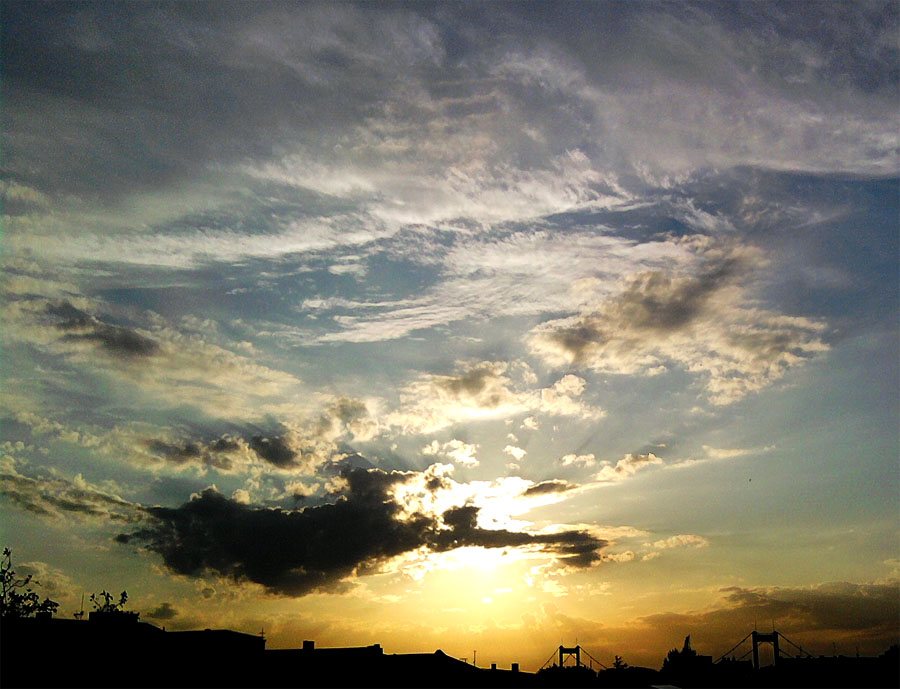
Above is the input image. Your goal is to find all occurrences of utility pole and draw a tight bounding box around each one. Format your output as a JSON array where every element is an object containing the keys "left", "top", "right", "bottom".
[{"left": 473, "top": 650, "right": 476, "bottom": 667}]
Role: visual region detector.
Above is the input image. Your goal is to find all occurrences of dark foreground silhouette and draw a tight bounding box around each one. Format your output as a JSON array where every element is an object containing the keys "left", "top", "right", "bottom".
[{"left": 1, "top": 613, "right": 898, "bottom": 689}]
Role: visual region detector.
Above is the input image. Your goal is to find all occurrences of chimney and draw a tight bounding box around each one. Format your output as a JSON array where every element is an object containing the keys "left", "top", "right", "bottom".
[
  {"left": 491, "top": 663, "right": 497, "bottom": 671},
  {"left": 303, "top": 640, "right": 315, "bottom": 651},
  {"left": 511, "top": 663, "right": 519, "bottom": 673}
]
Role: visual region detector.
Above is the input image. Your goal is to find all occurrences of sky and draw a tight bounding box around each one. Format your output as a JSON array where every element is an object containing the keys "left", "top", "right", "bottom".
[{"left": 1, "top": 0, "right": 898, "bottom": 671}]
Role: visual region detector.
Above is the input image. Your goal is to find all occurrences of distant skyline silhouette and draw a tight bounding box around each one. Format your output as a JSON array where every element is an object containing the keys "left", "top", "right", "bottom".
[{"left": 2, "top": 605, "right": 898, "bottom": 688}]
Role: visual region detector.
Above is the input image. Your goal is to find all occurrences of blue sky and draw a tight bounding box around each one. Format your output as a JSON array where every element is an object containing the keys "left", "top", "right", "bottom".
[{"left": 1, "top": 0, "right": 897, "bottom": 669}]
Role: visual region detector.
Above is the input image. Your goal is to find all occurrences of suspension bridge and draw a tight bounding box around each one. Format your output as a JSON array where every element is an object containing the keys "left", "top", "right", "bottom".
[
  {"left": 538, "top": 645, "right": 609, "bottom": 671},
  {"left": 537, "top": 629, "right": 814, "bottom": 674},
  {"left": 714, "top": 630, "right": 813, "bottom": 669}
]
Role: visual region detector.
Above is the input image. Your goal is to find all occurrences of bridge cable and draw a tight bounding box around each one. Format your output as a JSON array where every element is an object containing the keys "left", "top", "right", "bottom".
[
  {"left": 735, "top": 648, "right": 753, "bottom": 662},
  {"left": 777, "top": 632, "right": 813, "bottom": 658},
  {"left": 539, "top": 649, "right": 559, "bottom": 671},
  {"left": 579, "top": 647, "right": 608, "bottom": 670},
  {"left": 714, "top": 632, "right": 754, "bottom": 663}
]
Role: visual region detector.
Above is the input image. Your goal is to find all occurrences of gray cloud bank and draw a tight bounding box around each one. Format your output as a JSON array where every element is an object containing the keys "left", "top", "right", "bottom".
[
  {"left": 118, "top": 468, "right": 607, "bottom": 596},
  {"left": 2, "top": 0, "right": 895, "bottom": 213},
  {"left": 636, "top": 581, "right": 900, "bottom": 654}
]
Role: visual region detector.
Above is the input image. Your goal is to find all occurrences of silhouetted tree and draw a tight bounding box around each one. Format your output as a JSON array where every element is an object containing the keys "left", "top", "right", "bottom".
[
  {"left": 613, "top": 655, "right": 628, "bottom": 670},
  {"left": 90, "top": 590, "right": 125, "bottom": 613},
  {"left": 661, "top": 635, "right": 707, "bottom": 680},
  {"left": 0, "top": 547, "right": 59, "bottom": 620},
  {"left": 89, "top": 589, "right": 139, "bottom": 620}
]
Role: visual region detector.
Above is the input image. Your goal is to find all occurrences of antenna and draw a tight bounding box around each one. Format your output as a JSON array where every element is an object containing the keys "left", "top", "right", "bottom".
[
  {"left": 74, "top": 593, "right": 85, "bottom": 620},
  {"left": 473, "top": 650, "right": 476, "bottom": 667}
]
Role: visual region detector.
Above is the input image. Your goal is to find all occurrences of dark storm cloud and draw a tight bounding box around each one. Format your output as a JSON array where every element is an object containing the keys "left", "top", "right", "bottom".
[
  {"left": 45, "top": 301, "right": 91, "bottom": 321},
  {"left": 146, "top": 438, "right": 236, "bottom": 471},
  {"left": 433, "top": 504, "right": 606, "bottom": 568},
  {"left": 119, "top": 468, "right": 607, "bottom": 596},
  {"left": 48, "top": 301, "right": 160, "bottom": 358},
  {"left": 60, "top": 320, "right": 160, "bottom": 358},
  {"left": 248, "top": 435, "right": 297, "bottom": 468},
  {"left": 523, "top": 479, "right": 577, "bottom": 497},
  {"left": 118, "top": 470, "right": 431, "bottom": 596},
  {"left": 144, "top": 602, "right": 179, "bottom": 621}
]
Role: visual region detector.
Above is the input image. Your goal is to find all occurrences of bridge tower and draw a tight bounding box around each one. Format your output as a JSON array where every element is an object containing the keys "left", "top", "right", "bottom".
[
  {"left": 751, "top": 631, "right": 780, "bottom": 670},
  {"left": 558, "top": 645, "right": 581, "bottom": 667}
]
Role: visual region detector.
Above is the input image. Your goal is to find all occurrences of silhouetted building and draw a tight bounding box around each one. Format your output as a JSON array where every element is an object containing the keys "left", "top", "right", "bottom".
[
  {"left": 3, "top": 615, "right": 896, "bottom": 689},
  {"left": 266, "top": 640, "right": 531, "bottom": 687},
  {"left": 1, "top": 614, "right": 263, "bottom": 688}
]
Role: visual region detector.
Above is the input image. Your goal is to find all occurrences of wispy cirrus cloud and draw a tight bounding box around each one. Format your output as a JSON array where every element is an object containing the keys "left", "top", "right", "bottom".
[
  {"left": 667, "top": 444, "right": 775, "bottom": 470},
  {"left": 0, "top": 457, "right": 140, "bottom": 523},
  {"left": 313, "top": 229, "right": 691, "bottom": 344},
  {"left": 2, "top": 294, "right": 306, "bottom": 421}
]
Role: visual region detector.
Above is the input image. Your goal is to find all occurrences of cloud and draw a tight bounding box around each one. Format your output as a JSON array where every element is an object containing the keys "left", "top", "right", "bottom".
[
  {"left": 539, "top": 578, "right": 900, "bottom": 668},
  {"left": 538, "top": 374, "right": 606, "bottom": 419},
  {"left": 637, "top": 581, "right": 900, "bottom": 654},
  {"left": 650, "top": 534, "right": 709, "bottom": 550},
  {"left": 387, "top": 361, "right": 603, "bottom": 433},
  {"left": 119, "top": 467, "right": 608, "bottom": 596},
  {"left": 225, "top": 491, "right": 248, "bottom": 507},
  {"left": 5, "top": 295, "right": 305, "bottom": 421},
  {"left": 503, "top": 445, "right": 527, "bottom": 462},
  {"left": 421, "top": 439, "right": 479, "bottom": 467},
  {"left": 240, "top": 399, "right": 379, "bottom": 473},
  {"left": 144, "top": 602, "right": 179, "bottom": 621},
  {"left": 521, "top": 416, "right": 539, "bottom": 430},
  {"left": 523, "top": 480, "right": 578, "bottom": 497},
  {"left": 146, "top": 437, "right": 244, "bottom": 472},
  {"left": 717, "top": 581, "right": 900, "bottom": 637},
  {"left": 16, "top": 560, "right": 76, "bottom": 599},
  {"left": 594, "top": 453, "right": 663, "bottom": 483},
  {"left": 667, "top": 444, "right": 774, "bottom": 470},
  {"left": 530, "top": 251, "right": 829, "bottom": 404},
  {"left": 113, "top": 393, "right": 380, "bottom": 478},
  {"left": 429, "top": 503, "right": 607, "bottom": 569},
  {"left": 284, "top": 481, "right": 318, "bottom": 500},
  {"left": 560, "top": 453, "right": 596, "bottom": 467},
  {"left": 0, "top": 461, "right": 140, "bottom": 523},
  {"left": 49, "top": 302, "right": 160, "bottom": 359},
  {"left": 248, "top": 435, "right": 297, "bottom": 468},
  {"left": 311, "top": 230, "right": 687, "bottom": 345}
]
